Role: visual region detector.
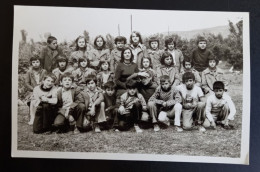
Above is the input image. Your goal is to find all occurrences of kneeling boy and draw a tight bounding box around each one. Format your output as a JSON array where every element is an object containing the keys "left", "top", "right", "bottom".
[
  {"left": 203, "top": 81, "right": 236, "bottom": 129},
  {"left": 176, "top": 72, "right": 206, "bottom": 132},
  {"left": 116, "top": 79, "right": 148, "bottom": 133},
  {"left": 53, "top": 72, "right": 85, "bottom": 133},
  {"left": 148, "top": 75, "right": 183, "bottom": 132},
  {"left": 76, "top": 74, "right": 106, "bottom": 132}
]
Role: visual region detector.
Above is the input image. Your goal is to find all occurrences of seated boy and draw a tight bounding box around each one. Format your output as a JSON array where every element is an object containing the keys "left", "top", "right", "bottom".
[
  {"left": 176, "top": 72, "right": 206, "bottom": 132},
  {"left": 179, "top": 57, "right": 201, "bottom": 87},
  {"left": 203, "top": 81, "right": 236, "bottom": 129},
  {"left": 52, "top": 55, "right": 73, "bottom": 86},
  {"left": 116, "top": 79, "right": 148, "bottom": 133},
  {"left": 53, "top": 72, "right": 85, "bottom": 134},
  {"left": 103, "top": 81, "right": 120, "bottom": 129},
  {"left": 25, "top": 56, "right": 47, "bottom": 125},
  {"left": 201, "top": 55, "right": 228, "bottom": 96},
  {"left": 76, "top": 74, "right": 106, "bottom": 133},
  {"left": 148, "top": 75, "right": 183, "bottom": 132},
  {"left": 31, "top": 73, "right": 58, "bottom": 134}
]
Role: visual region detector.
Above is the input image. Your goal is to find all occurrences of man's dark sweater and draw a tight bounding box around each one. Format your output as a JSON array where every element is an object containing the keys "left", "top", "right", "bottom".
[{"left": 192, "top": 48, "right": 212, "bottom": 72}]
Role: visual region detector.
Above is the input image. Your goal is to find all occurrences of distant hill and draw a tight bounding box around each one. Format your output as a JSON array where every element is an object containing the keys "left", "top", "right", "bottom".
[{"left": 161, "top": 25, "right": 230, "bottom": 40}]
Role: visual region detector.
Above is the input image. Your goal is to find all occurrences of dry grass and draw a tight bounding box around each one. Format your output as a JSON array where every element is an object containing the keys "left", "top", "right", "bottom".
[{"left": 17, "top": 73, "right": 243, "bottom": 158}]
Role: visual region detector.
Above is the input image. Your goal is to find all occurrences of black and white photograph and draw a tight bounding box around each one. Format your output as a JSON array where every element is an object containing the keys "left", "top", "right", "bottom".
[{"left": 12, "top": 6, "right": 250, "bottom": 164}]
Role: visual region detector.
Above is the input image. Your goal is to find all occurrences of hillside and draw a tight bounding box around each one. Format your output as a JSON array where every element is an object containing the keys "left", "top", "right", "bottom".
[{"left": 162, "top": 25, "right": 230, "bottom": 40}]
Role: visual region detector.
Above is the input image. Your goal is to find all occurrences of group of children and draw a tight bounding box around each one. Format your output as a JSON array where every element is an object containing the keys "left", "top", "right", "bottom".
[{"left": 24, "top": 31, "right": 236, "bottom": 134}]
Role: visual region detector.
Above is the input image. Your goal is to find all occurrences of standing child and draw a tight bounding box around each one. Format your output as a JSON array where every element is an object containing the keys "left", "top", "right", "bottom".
[
  {"left": 116, "top": 79, "right": 148, "bottom": 133},
  {"left": 39, "top": 36, "right": 63, "bottom": 72},
  {"left": 156, "top": 52, "right": 180, "bottom": 87},
  {"left": 203, "top": 81, "right": 236, "bottom": 129},
  {"left": 179, "top": 57, "right": 201, "bottom": 87},
  {"left": 97, "top": 61, "right": 114, "bottom": 89},
  {"left": 129, "top": 31, "right": 148, "bottom": 68},
  {"left": 165, "top": 37, "right": 184, "bottom": 72},
  {"left": 147, "top": 37, "right": 164, "bottom": 70},
  {"left": 192, "top": 36, "right": 213, "bottom": 73},
  {"left": 69, "top": 35, "right": 93, "bottom": 69},
  {"left": 72, "top": 57, "right": 97, "bottom": 87},
  {"left": 110, "top": 36, "right": 127, "bottom": 72},
  {"left": 31, "top": 73, "right": 58, "bottom": 134},
  {"left": 25, "top": 56, "right": 47, "bottom": 125},
  {"left": 89, "top": 35, "right": 110, "bottom": 70},
  {"left": 148, "top": 75, "right": 183, "bottom": 132},
  {"left": 103, "top": 81, "right": 120, "bottom": 129},
  {"left": 201, "top": 55, "right": 228, "bottom": 96},
  {"left": 176, "top": 72, "right": 206, "bottom": 131},
  {"left": 53, "top": 73, "right": 85, "bottom": 133},
  {"left": 76, "top": 75, "right": 107, "bottom": 133},
  {"left": 52, "top": 55, "right": 73, "bottom": 86}
]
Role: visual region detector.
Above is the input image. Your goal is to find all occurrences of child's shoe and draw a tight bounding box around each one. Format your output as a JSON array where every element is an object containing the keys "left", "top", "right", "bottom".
[
  {"left": 174, "top": 126, "right": 183, "bottom": 132},
  {"left": 28, "top": 120, "right": 34, "bottom": 125},
  {"left": 95, "top": 126, "right": 101, "bottom": 133},
  {"left": 153, "top": 124, "right": 160, "bottom": 132},
  {"left": 74, "top": 127, "right": 80, "bottom": 134},
  {"left": 134, "top": 125, "right": 143, "bottom": 133},
  {"left": 198, "top": 125, "right": 206, "bottom": 132}
]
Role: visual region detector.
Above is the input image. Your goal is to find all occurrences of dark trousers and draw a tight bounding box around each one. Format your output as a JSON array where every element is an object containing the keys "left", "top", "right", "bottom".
[
  {"left": 33, "top": 103, "right": 56, "bottom": 134},
  {"left": 53, "top": 103, "right": 86, "bottom": 133},
  {"left": 115, "top": 102, "right": 142, "bottom": 131}
]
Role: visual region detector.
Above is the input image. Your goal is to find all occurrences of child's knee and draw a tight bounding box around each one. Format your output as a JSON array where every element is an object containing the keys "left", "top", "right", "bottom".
[
  {"left": 174, "top": 103, "right": 182, "bottom": 110},
  {"left": 197, "top": 102, "right": 206, "bottom": 109},
  {"left": 148, "top": 101, "right": 156, "bottom": 108},
  {"left": 141, "top": 112, "right": 149, "bottom": 122},
  {"left": 203, "top": 119, "right": 211, "bottom": 128},
  {"left": 77, "top": 103, "right": 86, "bottom": 111}
]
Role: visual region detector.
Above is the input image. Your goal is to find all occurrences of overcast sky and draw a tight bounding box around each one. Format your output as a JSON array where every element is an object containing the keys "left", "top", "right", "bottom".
[{"left": 14, "top": 6, "right": 245, "bottom": 43}]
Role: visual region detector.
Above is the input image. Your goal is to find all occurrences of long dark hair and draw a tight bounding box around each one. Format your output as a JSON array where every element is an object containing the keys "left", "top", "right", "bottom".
[
  {"left": 120, "top": 48, "right": 134, "bottom": 63},
  {"left": 75, "top": 35, "right": 87, "bottom": 51},
  {"left": 130, "top": 31, "right": 143, "bottom": 44}
]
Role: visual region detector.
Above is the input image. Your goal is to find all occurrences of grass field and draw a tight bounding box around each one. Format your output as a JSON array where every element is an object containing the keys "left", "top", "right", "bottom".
[{"left": 16, "top": 72, "right": 243, "bottom": 158}]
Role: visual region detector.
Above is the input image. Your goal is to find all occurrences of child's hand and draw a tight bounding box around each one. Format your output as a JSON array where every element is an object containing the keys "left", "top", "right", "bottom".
[
  {"left": 68, "top": 115, "right": 75, "bottom": 123},
  {"left": 41, "top": 96, "right": 48, "bottom": 103},
  {"left": 89, "top": 108, "right": 95, "bottom": 116},
  {"left": 118, "top": 106, "right": 125, "bottom": 114},
  {"left": 162, "top": 102, "right": 167, "bottom": 107},
  {"left": 210, "top": 121, "right": 216, "bottom": 129}
]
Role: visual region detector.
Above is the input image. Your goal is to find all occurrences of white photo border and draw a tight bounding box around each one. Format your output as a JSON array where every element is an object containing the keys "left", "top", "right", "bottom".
[{"left": 11, "top": 5, "right": 250, "bottom": 165}]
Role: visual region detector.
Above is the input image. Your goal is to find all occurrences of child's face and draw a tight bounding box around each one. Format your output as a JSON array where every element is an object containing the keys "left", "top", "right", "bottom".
[
  {"left": 185, "top": 79, "right": 195, "bottom": 90},
  {"left": 96, "top": 37, "right": 104, "bottom": 48},
  {"left": 48, "top": 40, "right": 58, "bottom": 50},
  {"left": 80, "top": 60, "right": 88, "bottom": 68},
  {"left": 42, "top": 77, "right": 54, "bottom": 89},
  {"left": 116, "top": 41, "right": 125, "bottom": 49},
  {"left": 209, "top": 60, "right": 216, "bottom": 68},
  {"left": 101, "top": 62, "right": 109, "bottom": 71},
  {"left": 77, "top": 38, "right": 86, "bottom": 48},
  {"left": 198, "top": 41, "right": 207, "bottom": 50},
  {"left": 214, "top": 89, "right": 224, "bottom": 99},
  {"left": 161, "top": 80, "right": 171, "bottom": 90},
  {"left": 167, "top": 42, "right": 175, "bottom": 51},
  {"left": 123, "top": 49, "right": 132, "bottom": 61},
  {"left": 131, "top": 33, "right": 140, "bottom": 43},
  {"left": 150, "top": 41, "right": 158, "bottom": 50},
  {"left": 58, "top": 61, "right": 67, "bottom": 69},
  {"left": 141, "top": 76, "right": 152, "bottom": 86},
  {"left": 164, "top": 56, "right": 172, "bottom": 66},
  {"left": 61, "top": 77, "right": 73, "bottom": 89},
  {"left": 31, "top": 60, "right": 41, "bottom": 69},
  {"left": 105, "top": 88, "right": 115, "bottom": 96},
  {"left": 184, "top": 62, "right": 192, "bottom": 69},
  {"left": 128, "top": 88, "right": 137, "bottom": 96},
  {"left": 87, "top": 80, "right": 96, "bottom": 91},
  {"left": 142, "top": 58, "right": 150, "bottom": 69}
]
